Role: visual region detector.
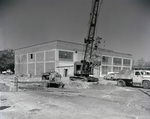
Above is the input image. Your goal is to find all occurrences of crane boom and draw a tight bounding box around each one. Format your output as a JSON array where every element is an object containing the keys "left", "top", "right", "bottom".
[
  {"left": 70, "top": 0, "right": 103, "bottom": 80},
  {"left": 82, "top": 0, "right": 101, "bottom": 75}
]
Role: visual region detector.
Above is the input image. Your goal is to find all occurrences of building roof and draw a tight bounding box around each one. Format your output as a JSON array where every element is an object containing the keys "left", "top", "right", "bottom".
[
  {"left": 15, "top": 40, "right": 132, "bottom": 58},
  {"left": 15, "top": 40, "right": 83, "bottom": 50}
]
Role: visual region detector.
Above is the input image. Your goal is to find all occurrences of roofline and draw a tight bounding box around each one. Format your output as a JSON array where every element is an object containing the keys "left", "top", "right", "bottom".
[
  {"left": 99, "top": 48, "right": 132, "bottom": 56},
  {"left": 14, "top": 40, "right": 84, "bottom": 51},
  {"left": 112, "top": 51, "right": 132, "bottom": 56},
  {"left": 14, "top": 39, "right": 132, "bottom": 56}
]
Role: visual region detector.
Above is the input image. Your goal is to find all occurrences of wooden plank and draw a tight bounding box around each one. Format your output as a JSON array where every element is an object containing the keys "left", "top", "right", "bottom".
[
  {"left": 18, "top": 81, "right": 49, "bottom": 83},
  {"left": 11, "top": 81, "right": 57, "bottom": 83}
]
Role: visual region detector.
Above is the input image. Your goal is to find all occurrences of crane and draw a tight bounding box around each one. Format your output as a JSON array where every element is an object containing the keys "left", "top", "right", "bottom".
[
  {"left": 70, "top": 0, "right": 103, "bottom": 81},
  {"left": 82, "top": 0, "right": 103, "bottom": 76}
]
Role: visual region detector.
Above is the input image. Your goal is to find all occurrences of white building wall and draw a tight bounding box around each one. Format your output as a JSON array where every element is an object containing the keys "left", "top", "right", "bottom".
[
  {"left": 74, "top": 51, "right": 84, "bottom": 62},
  {"left": 15, "top": 40, "right": 132, "bottom": 78}
]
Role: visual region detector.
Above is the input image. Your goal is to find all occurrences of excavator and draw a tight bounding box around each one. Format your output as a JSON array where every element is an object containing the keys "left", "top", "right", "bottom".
[{"left": 70, "top": 0, "right": 103, "bottom": 82}]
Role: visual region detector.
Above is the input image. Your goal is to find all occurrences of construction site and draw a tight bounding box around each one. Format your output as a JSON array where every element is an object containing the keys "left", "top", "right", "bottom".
[
  {"left": 0, "top": 0, "right": 150, "bottom": 119},
  {"left": 0, "top": 74, "right": 150, "bottom": 119}
]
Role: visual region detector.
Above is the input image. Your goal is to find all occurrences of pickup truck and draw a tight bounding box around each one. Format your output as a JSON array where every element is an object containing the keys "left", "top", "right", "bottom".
[{"left": 115, "top": 69, "right": 150, "bottom": 89}]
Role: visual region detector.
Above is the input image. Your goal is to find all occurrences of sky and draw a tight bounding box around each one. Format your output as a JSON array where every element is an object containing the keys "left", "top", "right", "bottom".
[{"left": 0, "top": 0, "right": 150, "bottom": 63}]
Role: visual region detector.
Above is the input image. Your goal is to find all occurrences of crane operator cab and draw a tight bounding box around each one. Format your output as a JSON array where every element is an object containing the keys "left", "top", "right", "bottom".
[
  {"left": 70, "top": 61, "right": 98, "bottom": 82},
  {"left": 74, "top": 61, "right": 93, "bottom": 77}
]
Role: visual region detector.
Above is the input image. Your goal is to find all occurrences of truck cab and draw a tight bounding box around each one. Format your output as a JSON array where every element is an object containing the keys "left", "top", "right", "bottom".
[
  {"left": 133, "top": 70, "right": 143, "bottom": 84},
  {"left": 133, "top": 70, "right": 150, "bottom": 88}
]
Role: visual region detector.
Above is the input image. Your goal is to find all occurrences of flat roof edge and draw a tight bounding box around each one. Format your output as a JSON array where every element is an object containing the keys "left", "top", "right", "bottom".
[{"left": 14, "top": 40, "right": 132, "bottom": 56}]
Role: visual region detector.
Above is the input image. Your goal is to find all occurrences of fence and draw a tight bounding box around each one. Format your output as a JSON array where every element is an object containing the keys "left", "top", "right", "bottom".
[{"left": 14, "top": 76, "right": 50, "bottom": 91}]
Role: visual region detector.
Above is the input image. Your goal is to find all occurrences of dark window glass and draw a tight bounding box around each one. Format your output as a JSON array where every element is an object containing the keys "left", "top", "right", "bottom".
[
  {"left": 102, "top": 56, "right": 108, "bottom": 63},
  {"left": 30, "top": 54, "right": 33, "bottom": 59},
  {"left": 113, "top": 58, "right": 122, "bottom": 65},
  {"left": 59, "top": 51, "right": 73, "bottom": 61},
  {"left": 123, "top": 59, "right": 130, "bottom": 66},
  {"left": 113, "top": 67, "right": 121, "bottom": 72},
  {"left": 135, "top": 72, "right": 140, "bottom": 75}
]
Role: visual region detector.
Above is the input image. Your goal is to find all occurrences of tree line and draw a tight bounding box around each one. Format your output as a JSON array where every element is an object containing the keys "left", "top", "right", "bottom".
[
  {"left": 133, "top": 58, "right": 150, "bottom": 70},
  {"left": 0, "top": 49, "right": 14, "bottom": 73}
]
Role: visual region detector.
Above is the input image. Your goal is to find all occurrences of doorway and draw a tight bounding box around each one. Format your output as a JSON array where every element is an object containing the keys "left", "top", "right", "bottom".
[{"left": 64, "top": 69, "right": 68, "bottom": 77}]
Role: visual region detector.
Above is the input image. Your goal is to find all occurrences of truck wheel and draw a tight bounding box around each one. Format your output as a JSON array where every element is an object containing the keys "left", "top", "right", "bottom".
[
  {"left": 117, "top": 80, "right": 126, "bottom": 87},
  {"left": 111, "top": 77, "right": 114, "bottom": 80},
  {"left": 143, "top": 81, "right": 150, "bottom": 89},
  {"left": 70, "top": 77, "right": 75, "bottom": 81}
]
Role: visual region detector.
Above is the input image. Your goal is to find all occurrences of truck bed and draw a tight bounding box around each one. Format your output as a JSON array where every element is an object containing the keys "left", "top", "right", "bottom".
[
  {"left": 115, "top": 74, "right": 133, "bottom": 79},
  {"left": 115, "top": 69, "right": 134, "bottom": 80}
]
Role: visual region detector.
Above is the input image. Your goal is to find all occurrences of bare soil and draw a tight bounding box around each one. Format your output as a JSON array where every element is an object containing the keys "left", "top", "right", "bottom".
[{"left": 0, "top": 75, "right": 150, "bottom": 119}]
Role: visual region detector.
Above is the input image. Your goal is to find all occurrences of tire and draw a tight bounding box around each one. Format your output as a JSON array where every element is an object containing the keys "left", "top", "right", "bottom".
[
  {"left": 117, "top": 79, "right": 126, "bottom": 87},
  {"left": 143, "top": 81, "right": 150, "bottom": 89},
  {"left": 59, "top": 83, "right": 65, "bottom": 88},
  {"left": 70, "top": 77, "right": 76, "bottom": 81},
  {"left": 111, "top": 77, "right": 113, "bottom": 80}
]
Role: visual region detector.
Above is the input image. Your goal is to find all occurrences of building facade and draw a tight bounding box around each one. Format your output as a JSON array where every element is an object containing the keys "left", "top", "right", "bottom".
[{"left": 15, "top": 40, "right": 132, "bottom": 77}]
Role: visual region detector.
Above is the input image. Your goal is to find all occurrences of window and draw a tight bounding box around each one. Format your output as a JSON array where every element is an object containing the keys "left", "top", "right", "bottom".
[
  {"left": 59, "top": 51, "right": 73, "bottom": 61},
  {"left": 102, "top": 56, "right": 108, "bottom": 63},
  {"left": 123, "top": 67, "right": 130, "bottom": 70},
  {"left": 123, "top": 59, "right": 131, "bottom": 66},
  {"left": 113, "top": 58, "right": 122, "bottom": 65},
  {"left": 113, "top": 67, "right": 121, "bottom": 73},
  {"left": 30, "top": 54, "right": 33, "bottom": 59},
  {"left": 102, "top": 56, "right": 112, "bottom": 65},
  {"left": 135, "top": 71, "right": 140, "bottom": 76},
  {"left": 145, "top": 71, "right": 150, "bottom": 75},
  {"left": 102, "top": 66, "right": 111, "bottom": 75},
  {"left": 102, "top": 66, "right": 108, "bottom": 75}
]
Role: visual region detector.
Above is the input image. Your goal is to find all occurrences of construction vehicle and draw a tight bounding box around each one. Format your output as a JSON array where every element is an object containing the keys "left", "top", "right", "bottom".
[
  {"left": 116, "top": 69, "right": 150, "bottom": 89},
  {"left": 42, "top": 71, "right": 65, "bottom": 88},
  {"left": 70, "top": 0, "right": 103, "bottom": 82}
]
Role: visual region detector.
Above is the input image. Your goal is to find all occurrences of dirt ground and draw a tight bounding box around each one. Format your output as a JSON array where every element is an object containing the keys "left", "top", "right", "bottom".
[{"left": 0, "top": 75, "right": 150, "bottom": 119}]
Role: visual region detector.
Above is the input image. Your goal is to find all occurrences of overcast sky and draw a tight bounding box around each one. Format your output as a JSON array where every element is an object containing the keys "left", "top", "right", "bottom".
[{"left": 0, "top": 0, "right": 150, "bottom": 62}]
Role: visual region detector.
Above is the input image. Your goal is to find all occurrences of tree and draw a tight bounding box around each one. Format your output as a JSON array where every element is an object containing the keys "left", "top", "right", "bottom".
[
  {"left": 136, "top": 58, "right": 145, "bottom": 68},
  {"left": 0, "top": 49, "right": 14, "bottom": 72},
  {"left": 133, "top": 58, "right": 150, "bottom": 70},
  {"left": 144, "top": 62, "right": 150, "bottom": 67}
]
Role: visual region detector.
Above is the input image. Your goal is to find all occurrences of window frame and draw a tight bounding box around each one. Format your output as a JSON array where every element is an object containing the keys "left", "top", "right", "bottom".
[
  {"left": 113, "top": 57, "right": 122, "bottom": 65},
  {"left": 59, "top": 50, "right": 73, "bottom": 61}
]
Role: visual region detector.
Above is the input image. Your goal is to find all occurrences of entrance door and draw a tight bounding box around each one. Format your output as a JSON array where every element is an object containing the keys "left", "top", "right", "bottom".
[{"left": 64, "top": 69, "right": 68, "bottom": 77}]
